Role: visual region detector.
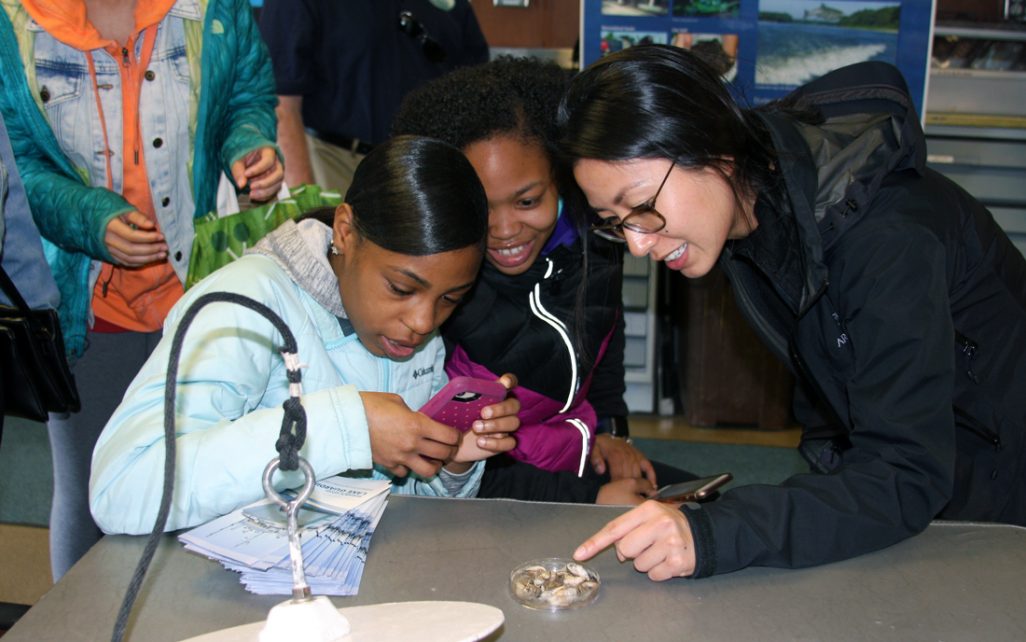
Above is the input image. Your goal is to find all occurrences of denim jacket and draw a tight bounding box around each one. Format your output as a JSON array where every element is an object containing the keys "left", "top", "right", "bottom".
[
  {"left": 0, "top": 0, "right": 279, "bottom": 357},
  {"left": 30, "top": 5, "right": 198, "bottom": 283}
]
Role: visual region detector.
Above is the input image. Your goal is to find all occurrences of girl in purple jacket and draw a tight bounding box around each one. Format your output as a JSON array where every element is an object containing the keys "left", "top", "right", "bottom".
[{"left": 394, "top": 56, "right": 695, "bottom": 504}]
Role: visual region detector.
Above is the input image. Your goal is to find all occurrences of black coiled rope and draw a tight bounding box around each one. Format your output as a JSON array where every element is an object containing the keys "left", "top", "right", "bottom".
[{"left": 112, "top": 291, "right": 307, "bottom": 642}]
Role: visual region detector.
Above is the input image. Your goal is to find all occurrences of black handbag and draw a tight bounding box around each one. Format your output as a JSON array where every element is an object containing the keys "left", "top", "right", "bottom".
[{"left": 0, "top": 265, "right": 80, "bottom": 421}]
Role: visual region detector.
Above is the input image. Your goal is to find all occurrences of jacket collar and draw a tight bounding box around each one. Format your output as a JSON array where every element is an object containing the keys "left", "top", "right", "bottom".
[
  {"left": 722, "top": 61, "right": 931, "bottom": 317},
  {"left": 22, "top": 0, "right": 192, "bottom": 49},
  {"left": 250, "top": 219, "right": 348, "bottom": 319},
  {"left": 727, "top": 111, "right": 830, "bottom": 318},
  {"left": 732, "top": 66, "right": 926, "bottom": 319},
  {"left": 781, "top": 61, "right": 926, "bottom": 252}
]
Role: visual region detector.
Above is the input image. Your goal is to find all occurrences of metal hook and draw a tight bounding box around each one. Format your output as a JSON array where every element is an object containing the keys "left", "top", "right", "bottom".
[{"left": 262, "top": 456, "right": 316, "bottom": 600}]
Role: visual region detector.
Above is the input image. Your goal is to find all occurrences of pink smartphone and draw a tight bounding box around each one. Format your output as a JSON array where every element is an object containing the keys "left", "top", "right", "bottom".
[{"left": 418, "top": 376, "right": 508, "bottom": 431}]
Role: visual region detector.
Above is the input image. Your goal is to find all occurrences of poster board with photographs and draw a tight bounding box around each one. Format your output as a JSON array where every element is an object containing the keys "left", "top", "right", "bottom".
[{"left": 581, "top": 0, "right": 936, "bottom": 117}]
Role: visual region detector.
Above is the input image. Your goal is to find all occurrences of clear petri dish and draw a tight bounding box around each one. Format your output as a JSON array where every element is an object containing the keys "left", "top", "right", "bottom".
[{"left": 509, "top": 557, "right": 601, "bottom": 611}]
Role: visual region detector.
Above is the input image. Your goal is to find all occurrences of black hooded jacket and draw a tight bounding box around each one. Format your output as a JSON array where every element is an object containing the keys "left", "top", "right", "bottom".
[{"left": 682, "top": 62, "right": 1026, "bottom": 577}]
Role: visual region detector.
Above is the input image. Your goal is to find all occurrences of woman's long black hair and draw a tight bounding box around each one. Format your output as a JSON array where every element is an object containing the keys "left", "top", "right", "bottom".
[{"left": 557, "top": 45, "right": 780, "bottom": 208}]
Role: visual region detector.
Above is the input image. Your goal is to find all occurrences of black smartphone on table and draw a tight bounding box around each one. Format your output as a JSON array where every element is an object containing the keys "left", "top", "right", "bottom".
[{"left": 655, "top": 473, "right": 733, "bottom": 503}]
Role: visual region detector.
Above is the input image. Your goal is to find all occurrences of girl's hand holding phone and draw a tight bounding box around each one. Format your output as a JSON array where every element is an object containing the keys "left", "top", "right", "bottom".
[
  {"left": 446, "top": 373, "right": 520, "bottom": 470},
  {"left": 361, "top": 391, "right": 461, "bottom": 479}
]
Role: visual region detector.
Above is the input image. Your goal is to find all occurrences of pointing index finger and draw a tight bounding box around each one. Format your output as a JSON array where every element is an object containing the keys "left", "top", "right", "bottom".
[{"left": 573, "top": 506, "right": 647, "bottom": 561}]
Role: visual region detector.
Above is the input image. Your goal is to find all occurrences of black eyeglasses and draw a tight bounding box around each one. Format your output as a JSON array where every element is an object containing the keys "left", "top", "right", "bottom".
[
  {"left": 399, "top": 10, "right": 447, "bottom": 64},
  {"left": 591, "top": 161, "right": 674, "bottom": 242}
]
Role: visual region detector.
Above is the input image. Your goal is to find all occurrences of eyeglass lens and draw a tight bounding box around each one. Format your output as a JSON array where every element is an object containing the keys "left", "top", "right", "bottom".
[{"left": 594, "top": 162, "right": 673, "bottom": 241}]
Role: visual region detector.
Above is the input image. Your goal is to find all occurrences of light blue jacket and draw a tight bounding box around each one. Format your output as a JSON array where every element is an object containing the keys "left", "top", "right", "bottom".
[
  {"left": 0, "top": 0, "right": 279, "bottom": 357},
  {"left": 91, "top": 220, "right": 482, "bottom": 535}
]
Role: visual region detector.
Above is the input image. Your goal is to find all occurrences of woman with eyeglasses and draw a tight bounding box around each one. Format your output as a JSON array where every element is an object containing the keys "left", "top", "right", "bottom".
[
  {"left": 393, "top": 56, "right": 697, "bottom": 505},
  {"left": 559, "top": 45, "right": 1026, "bottom": 579}
]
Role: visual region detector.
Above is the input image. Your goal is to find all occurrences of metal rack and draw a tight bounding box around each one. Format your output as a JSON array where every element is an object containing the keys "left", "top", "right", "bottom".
[
  {"left": 926, "top": 23, "right": 1026, "bottom": 256},
  {"left": 621, "top": 253, "right": 659, "bottom": 413}
]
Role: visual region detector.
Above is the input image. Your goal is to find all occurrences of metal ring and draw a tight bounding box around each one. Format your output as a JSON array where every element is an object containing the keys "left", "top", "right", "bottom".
[{"left": 262, "top": 456, "right": 316, "bottom": 512}]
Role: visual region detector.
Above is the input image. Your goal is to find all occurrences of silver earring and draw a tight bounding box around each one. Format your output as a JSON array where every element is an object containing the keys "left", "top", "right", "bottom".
[{"left": 330, "top": 244, "right": 340, "bottom": 256}]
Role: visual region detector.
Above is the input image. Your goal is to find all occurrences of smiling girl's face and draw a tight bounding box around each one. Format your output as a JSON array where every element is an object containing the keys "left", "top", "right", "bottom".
[
  {"left": 463, "top": 135, "right": 560, "bottom": 276},
  {"left": 331, "top": 205, "right": 482, "bottom": 360}
]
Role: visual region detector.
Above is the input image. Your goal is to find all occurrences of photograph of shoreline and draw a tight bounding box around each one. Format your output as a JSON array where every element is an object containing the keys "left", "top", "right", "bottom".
[{"left": 756, "top": 0, "right": 900, "bottom": 87}]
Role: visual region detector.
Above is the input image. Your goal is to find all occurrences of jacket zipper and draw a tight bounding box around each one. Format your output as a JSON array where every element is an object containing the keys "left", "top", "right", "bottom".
[
  {"left": 121, "top": 45, "right": 141, "bottom": 166},
  {"left": 954, "top": 330, "right": 980, "bottom": 384},
  {"left": 951, "top": 330, "right": 999, "bottom": 449},
  {"left": 953, "top": 406, "right": 1002, "bottom": 450}
]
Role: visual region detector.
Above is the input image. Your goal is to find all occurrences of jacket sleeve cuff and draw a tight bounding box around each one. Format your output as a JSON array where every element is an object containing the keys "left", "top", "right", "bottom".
[
  {"left": 414, "top": 460, "right": 484, "bottom": 497},
  {"left": 323, "top": 384, "right": 372, "bottom": 471},
  {"left": 437, "top": 463, "right": 481, "bottom": 496},
  {"left": 681, "top": 503, "right": 716, "bottom": 578},
  {"left": 595, "top": 415, "right": 630, "bottom": 439},
  {"left": 223, "top": 135, "right": 280, "bottom": 181}
]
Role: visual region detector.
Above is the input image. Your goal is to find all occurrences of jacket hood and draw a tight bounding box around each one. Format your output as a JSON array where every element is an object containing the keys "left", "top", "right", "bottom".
[
  {"left": 743, "top": 61, "right": 927, "bottom": 317},
  {"left": 250, "top": 218, "right": 347, "bottom": 319},
  {"left": 21, "top": 0, "right": 179, "bottom": 49}
]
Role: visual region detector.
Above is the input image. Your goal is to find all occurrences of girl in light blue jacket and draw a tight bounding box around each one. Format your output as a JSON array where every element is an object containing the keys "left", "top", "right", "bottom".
[{"left": 91, "top": 136, "right": 521, "bottom": 535}]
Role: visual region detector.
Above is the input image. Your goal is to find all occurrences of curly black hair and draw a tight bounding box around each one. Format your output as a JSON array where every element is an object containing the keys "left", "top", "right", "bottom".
[{"left": 392, "top": 55, "right": 571, "bottom": 166}]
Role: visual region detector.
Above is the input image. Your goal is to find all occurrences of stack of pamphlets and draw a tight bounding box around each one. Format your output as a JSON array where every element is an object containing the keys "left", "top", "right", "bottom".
[{"left": 179, "top": 476, "right": 390, "bottom": 595}]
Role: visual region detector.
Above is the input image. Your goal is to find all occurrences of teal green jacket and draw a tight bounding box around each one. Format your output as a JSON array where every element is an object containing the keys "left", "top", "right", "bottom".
[{"left": 0, "top": 0, "right": 279, "bottom": 357}]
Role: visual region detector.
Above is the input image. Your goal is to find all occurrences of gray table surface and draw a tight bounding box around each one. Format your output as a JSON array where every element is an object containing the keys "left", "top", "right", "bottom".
[{"left": 7, "top": 495, "right": 1026, "bottom": 641}]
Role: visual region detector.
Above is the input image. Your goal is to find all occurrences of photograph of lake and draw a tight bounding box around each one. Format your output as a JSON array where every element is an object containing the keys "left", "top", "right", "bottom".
[{"left": 756, "top": 0, "right": 900, "bottom": 87}]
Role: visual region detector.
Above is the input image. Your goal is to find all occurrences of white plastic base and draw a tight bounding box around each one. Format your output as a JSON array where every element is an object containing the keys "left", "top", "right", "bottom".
[
  {"left": 259, "top": 596, "right": 350, "bottom": 642},
  {"left": 180, "top": 600, "right": 504, "bottom": 642}
]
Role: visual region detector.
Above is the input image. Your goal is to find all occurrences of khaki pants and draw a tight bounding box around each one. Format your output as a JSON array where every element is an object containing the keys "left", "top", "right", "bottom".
[{"left": 306, "top": 133, "right": 366, "bottom": 196}]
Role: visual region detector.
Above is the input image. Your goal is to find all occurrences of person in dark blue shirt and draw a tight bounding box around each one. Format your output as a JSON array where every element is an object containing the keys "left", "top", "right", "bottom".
[{"left": 259, "top": 0, "right": 488, "bottom": 194}]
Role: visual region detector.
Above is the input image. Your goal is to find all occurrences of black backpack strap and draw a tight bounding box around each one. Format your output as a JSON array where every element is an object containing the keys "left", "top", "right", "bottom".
[{"left": 787, "top": 61, "right": 914, "bottom": 118}]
